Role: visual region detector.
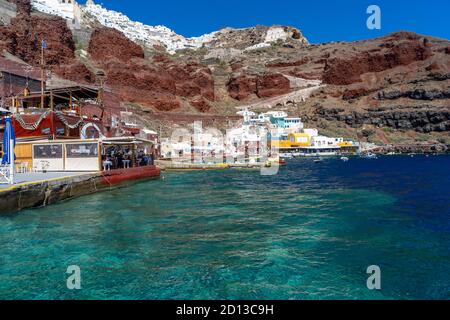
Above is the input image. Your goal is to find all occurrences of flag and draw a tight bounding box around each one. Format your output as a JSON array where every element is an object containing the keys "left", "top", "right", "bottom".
[
  {"left": 2, "top": 117, "right": 16, "bottom": 165},
  {"left": 41, "top": 39, "right": 46, "bottom": 49}
]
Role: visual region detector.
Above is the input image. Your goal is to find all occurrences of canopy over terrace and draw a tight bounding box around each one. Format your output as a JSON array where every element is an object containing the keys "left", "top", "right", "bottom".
[
  {"left": 14, "top": 136, "right": 157, "bottom": 173},
  {"left": 11, "top": 85, "right": 103, "bottom": 114}
]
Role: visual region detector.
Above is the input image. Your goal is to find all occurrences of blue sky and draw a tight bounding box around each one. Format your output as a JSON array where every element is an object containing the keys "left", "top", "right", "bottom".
[{"left": 82, "top": 0, "right": 449, "bottom": 43}]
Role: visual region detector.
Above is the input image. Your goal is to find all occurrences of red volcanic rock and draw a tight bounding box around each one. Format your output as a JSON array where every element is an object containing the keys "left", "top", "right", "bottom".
[
  {"left": 288, "top": 69, "right": 322, "bottom": 80},
  {"left": 102, "top": 63, "right": 180, "bottom": 110},
  {"left": 385, "top": 31, "right": 421, "bottom": 41},
  {"left": 95, "top": 51, "right": 214, "bottom": 111},
  {"left": 177, "top": 82, "right": 201, "bottom": 98},
  {"left": 55, "top": 62, "right": 95, "bottom": 84},
  {"left": 257, "top": 74, "right": 291, "bottom": 98},
  {"left": 323, "top": 38, "right": 432, "bottom": 85},
  {"left": 0, "top": 27, "right": 15, "bottom": 53},
  {"left": 0, "top": 15, "right": 75, "bottom": 67},
  {"left": 342, "top": 87, "right": 372, "bottom": 100},
  {"left": 227, "top": 74, "right": 257, "bottom": 100},
  {"left": 230, "top": 62, "right": 243, "bottom": 71},
  {"left": 152, "top": 54, "right": 172, "bottom": 63},
  {"left": 191, "top": 69, "right": 215, "bottom": 101},
  {"left": 190, "top": 98, "right": 211, "bottom": 112},
  {"left": 87, "top": 31, "right": 214, "bottom": 111},
  {"left": 227, "top": 73, "right": 291, "bottom": 100},
  {"left": 266, "top": 57, "right": 309, "bottom": 68},
  {"left": 88, "top": 27, "right": 144, "bottom": 63}
]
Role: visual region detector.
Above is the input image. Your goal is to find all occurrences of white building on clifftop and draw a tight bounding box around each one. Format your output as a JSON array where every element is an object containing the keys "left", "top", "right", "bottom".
[{"left": 32, "top": 0, "right": 74, "bottom": 19}]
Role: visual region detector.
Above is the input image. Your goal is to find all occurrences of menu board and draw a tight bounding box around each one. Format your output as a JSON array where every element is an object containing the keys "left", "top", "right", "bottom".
[
  {"left": 66, "top": 143, "right": 98, "bottom": 158},
  {"left": 33, "top": 144, "right": 63, "bottom": 159}
]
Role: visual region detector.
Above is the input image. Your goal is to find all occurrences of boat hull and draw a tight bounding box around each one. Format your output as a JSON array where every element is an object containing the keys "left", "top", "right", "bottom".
[{"left": 101, "top": 165, "right": 161, "bottom": 186}]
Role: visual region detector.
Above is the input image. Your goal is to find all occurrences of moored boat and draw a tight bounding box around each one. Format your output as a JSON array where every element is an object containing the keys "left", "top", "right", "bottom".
[{"left": 102, "top": 165, "right": 160, "bottom": 186}]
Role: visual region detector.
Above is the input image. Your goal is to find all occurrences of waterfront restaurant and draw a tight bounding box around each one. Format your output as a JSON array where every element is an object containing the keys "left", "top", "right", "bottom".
[{"left": 15, "top": 136, "right": 156, "bottom": 173}]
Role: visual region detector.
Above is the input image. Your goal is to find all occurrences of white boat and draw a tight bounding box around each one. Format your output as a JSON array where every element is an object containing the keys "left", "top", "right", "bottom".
[
  {"left": 279, "top": 153, "right": 293, "bottom": 159},
  {"left": 340, "top": 157, "right": 349, "bottom": 162},
  {"left": 361, "top": 153, "right": 377, "bottom": 159}
]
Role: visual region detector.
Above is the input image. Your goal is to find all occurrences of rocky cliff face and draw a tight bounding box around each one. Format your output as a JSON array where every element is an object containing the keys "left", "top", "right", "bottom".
[
  {"left": 227, "top": 73, "right": 291, "bottom": 100},
  {"left": 0, "top": 0, "right": 448, "bottom": 145},
  {"left": 323, "top": 36, "right": 432, "bottom": 85},
  {"left": 253, "top": 31, "right": 449, "bottom": 142},
  {"left": 0, "top": 13, "right": 75, "bottom": 66},
  {"left": 88, "top": 27, "right": 144, "bottom": 63},
  {"left": 1, "top": 0, "right": 82, "bottom": 85},
  {"left": 87, "top": 27, "right": 214, "bottom": 111}
]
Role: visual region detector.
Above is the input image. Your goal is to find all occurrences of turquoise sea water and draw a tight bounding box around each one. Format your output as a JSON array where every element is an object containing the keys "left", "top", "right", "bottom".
[{"left": 0, "top": 155, "right": 449, "bottom": 300}]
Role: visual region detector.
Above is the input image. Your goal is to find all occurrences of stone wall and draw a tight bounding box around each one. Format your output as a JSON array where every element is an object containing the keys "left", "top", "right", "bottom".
[
  {"left": 0, "top": 0, "right": 16, "bottom": 25},
  {"left": 312, "top": 106, "right": 450, "bottom": 133},
  {"left": 0, "top": 173, "right": 104, "bottom": 214}
]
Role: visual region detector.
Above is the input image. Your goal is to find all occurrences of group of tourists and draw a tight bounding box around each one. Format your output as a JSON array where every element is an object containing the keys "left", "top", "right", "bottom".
[{"left": 102, "top": 145, "right": 154, "bottom": 171}]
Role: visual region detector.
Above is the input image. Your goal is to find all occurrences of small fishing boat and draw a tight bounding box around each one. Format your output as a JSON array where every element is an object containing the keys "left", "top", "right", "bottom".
[
  {"left": 279, "top": 153, "right": 293, "bottom": 159},
  {"left": 102, "top": 165, "right": 161, "bottom": 185},
  {"left": 361, "top": 152, "right": 377, "bottom": 159},
  {"left": 313, "top": 158, "right": 323, "bottom": 163},
  {"left": 340, "top": 157, "right": 349, "bottom": 162}
]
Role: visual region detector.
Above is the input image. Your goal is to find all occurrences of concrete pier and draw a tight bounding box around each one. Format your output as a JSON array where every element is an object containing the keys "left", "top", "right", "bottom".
[
  {"left": 155, "top": 160, "right": 265, "bottom": 171},
  {"left": 156, "top": 160, "right": 230, "bottom": 171},
  {"left": 0, "top": 172, "right": 106, "bottom": 215}
]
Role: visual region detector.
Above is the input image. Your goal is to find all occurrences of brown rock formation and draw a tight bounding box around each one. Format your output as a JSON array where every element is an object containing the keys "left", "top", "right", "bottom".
[
  {"left": 55, "top": 62, "right": 95, "bottom": 84},
  {"left": 227, "top": 73, "right": 291, "bottom": 100},
  {"left": 190, "top": 98, "right": 211, "bottom": 112},
  {"left": 88, "top": 27, "right": 144, "bottom": 62},
  {"left": 323, "top": 37, "right": 432, "bottom": 85},
  {"left": 266, "top": 57, "right": 309, "bottom": 68},
  {"left": 0, "top": 8, "right": 75, "bottom": 67},
  {"left": 86, "top": 28, "right": 215, "bottom": 111}
]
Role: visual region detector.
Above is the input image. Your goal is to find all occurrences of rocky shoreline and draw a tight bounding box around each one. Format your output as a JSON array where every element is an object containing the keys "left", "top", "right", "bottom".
[
  {"left": 314, "top": 107, "right": 450, "bottom": 133},
  {"left": 370, "top": 143, "right": 449, "bottom": 154}
]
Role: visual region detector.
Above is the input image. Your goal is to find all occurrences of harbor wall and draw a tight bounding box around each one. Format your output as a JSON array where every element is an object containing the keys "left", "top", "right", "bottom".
[
  {"left": 0, "top": 165, "right": 161, "bottom": 215},
  {"left": 0, "top": 173, "right": 107, "bottom": 215}
]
